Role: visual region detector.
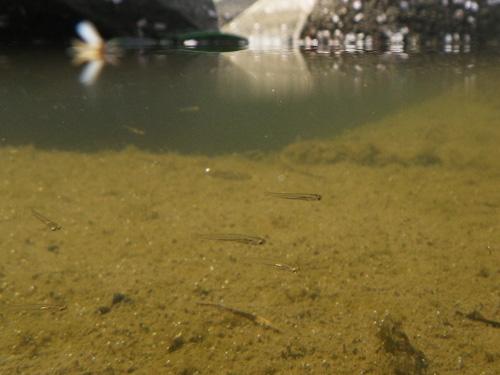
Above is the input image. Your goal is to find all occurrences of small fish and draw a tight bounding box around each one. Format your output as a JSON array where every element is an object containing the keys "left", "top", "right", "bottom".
[
  {"left": 5, "top": 304, "right": 67, "bottom": 312},
  {"left": 266, "top": 191, "right": 322, "bottom": 201},
  {"left": 204, "top": 168, "right": 251, "bottom": 181},
  {"left": 197, "top": 302, "right": 282, "bottom": 333},
  {"left": 193, "top": 233, "right": 266, "bottom": 245},
  {"left": 32, "top": 209, "right": 61, "bottom": 231},
  {"left": 179, "top": 106, "right": 200, "bottom": 113},
  {"left": 245, "top": 258, "right": 298, "bottom": 273},
  {"left": 124, "top": 125, "right": 146, "bottom": 135}
]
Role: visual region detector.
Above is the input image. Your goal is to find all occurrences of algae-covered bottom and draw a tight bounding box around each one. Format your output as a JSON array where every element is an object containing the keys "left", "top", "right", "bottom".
[{"left": 1, "top": 84, "right": 500, "bottom": 374}]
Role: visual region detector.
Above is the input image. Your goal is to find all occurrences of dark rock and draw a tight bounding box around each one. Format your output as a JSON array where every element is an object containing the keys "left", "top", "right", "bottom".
[
  {"left": 111, "top": 293, "right": 127, "bottom": 305},
  {"left": 47, "top": 244, "right": 59, "bottom": 252},
  {"left": 97, "top": 306, "right": 111, "bottom": 314},
  {"left": 0, "top": 0, "right": 218, "bottom": 45}
]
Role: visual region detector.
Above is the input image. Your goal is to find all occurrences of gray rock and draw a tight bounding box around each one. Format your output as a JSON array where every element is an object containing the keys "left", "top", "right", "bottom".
[
  {"left": 221, "top": 0, "right": 315, "bottom": 48},
  {"left": 213, "top": 0, "right": 258, "bottom": 25},
  {"left": 303, "top": 0, "right": 500, "bottom": 49},
  {"left": 219, "top": 0, "right": 500, "bottom": 49}
]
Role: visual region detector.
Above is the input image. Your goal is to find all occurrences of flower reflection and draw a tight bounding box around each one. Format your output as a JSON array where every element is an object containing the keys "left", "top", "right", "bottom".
[{"left": 69, "top": 21, "right": 122, "bottom": 85}]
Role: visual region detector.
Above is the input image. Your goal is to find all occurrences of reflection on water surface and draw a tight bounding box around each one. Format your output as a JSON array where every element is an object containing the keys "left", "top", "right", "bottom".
[{"left": 1, "top": 47, "right": 495, "bottom": 154}]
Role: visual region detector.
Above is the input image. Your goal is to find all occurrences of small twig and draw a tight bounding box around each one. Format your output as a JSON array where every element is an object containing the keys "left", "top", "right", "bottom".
[
  {"left": 197, "top": 302, "right": 282, "bottom": 333},
  {"left": 456, "top": 310, "right": 500, "bottom": 328}
]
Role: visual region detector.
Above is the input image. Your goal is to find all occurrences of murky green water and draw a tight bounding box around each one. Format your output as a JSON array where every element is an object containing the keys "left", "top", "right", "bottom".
[
  {"left": 2, "top": 48, "right": 496, "bottom": 154},
  {"left": 1, "top": 47, "right": 500, "bottom": 375}
]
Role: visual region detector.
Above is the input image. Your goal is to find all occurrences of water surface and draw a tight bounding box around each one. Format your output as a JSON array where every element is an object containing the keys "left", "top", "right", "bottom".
[{"left": 1, "top": 47, "right": 491, "bottom": 154}]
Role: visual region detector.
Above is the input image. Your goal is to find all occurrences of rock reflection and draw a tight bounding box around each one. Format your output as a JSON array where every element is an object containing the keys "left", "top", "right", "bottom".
[{"left": 217, "top": 49, "right": 313, "bottom": 99}]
